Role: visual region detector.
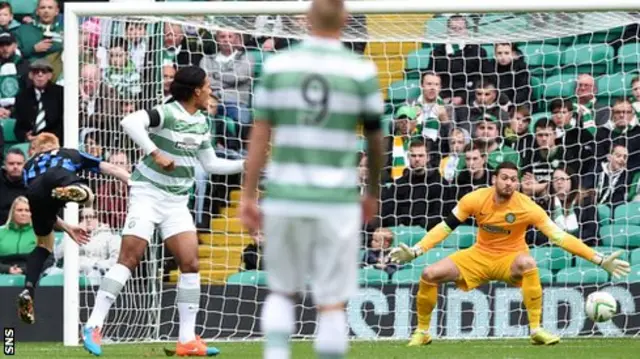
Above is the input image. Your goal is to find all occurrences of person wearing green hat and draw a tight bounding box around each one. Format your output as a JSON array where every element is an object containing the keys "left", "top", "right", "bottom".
[
  {"left": 390, "top": 105, "right": 422, "bottom": 179},
  {"left": 460, "top": 113, "right": 519, "bottom": 172}
]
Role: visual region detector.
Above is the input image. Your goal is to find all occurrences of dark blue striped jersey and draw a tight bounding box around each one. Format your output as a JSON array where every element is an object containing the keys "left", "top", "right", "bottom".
[{"left": 23, "top": 148, "right": 102, "bottom": 186}]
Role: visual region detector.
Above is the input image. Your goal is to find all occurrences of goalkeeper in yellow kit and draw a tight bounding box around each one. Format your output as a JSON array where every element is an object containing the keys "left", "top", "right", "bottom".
[{"left": 389, "top": 161, "right": 631, "bottom": 346}]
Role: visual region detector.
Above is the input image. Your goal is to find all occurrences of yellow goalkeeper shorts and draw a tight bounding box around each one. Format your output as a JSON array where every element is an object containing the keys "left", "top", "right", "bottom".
[{"left": 448, "top": 246, "right": 528, "bottom": 291}]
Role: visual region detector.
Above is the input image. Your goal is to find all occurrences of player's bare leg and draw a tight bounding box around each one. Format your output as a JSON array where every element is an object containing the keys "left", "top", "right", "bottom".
[
  {"left": 409, "top": 258, "right": 461, "bottom": 347},
  {"left": 18, "top": 232, "right": 55, "bottom": 324},
  {"left": 164, "top": 231, "right": 219, "bottom": 357},
  {"left": 510, "top": 254, "right": 560, "bottom": 345},
  {"left": 83, "top": 235, "right": 148, "bottom": 356}
]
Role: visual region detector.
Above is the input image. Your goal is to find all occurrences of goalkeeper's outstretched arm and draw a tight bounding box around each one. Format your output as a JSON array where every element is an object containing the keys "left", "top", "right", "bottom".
[
  {"left": 534, "top": 207, "right": 631, "bottom": 278},
  {"left": 389, "top": 213, "right": 465, "bottom": 263}
]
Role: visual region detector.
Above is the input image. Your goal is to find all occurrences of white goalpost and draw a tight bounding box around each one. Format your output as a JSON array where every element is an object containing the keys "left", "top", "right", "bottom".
[{"left": 62, "top": 0, "right": 640, "bottom": 347}]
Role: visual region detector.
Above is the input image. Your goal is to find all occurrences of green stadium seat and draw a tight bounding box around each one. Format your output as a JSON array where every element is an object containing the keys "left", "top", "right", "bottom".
[
  {"left": 555, "top": 267, "right": 609, "bottom": 284},
  {"left": 481, "top": 44, "right": 495, "bottom": 60},
  {"left": 38, "top": 274, "right": 89, "bottom": 287},
  {"left": 390, "top": 267, "right": 423, "bottom": 284},
  {"left": 0, "top": 274, "right": 25, "bottom": 287},
  {"left": 612, "top": 265, "right": 640, "bottom": 283},
  {"left": 358, "top": 267, "right": 388, "bottom": 285},
  {"left": 10, "top": 143, "right": 29, "bottom": 157},
  {"left": 538, "top": 267, "right": 554, "bottom": 284},
  {"left": 617, "top": 43, "right": 640, "bottom": 73},
  {"left": 247, "top": 50, "right": 272, "bottom": 78},
  {"left": 596, "top": 73, "right": 633, "bottom": 103},
  {"left": 561, "top": 44, "right": 614, "bottom": 75},
  {"left": 388, "top": 79, "right": 421, "bottom": 103},
  {"left": 390, "top": 226, "right": 426, "bottom": 247},
  {"left": 542, "top": 74, "right": 576, "bottom": 99},
  {"left": 405, "top": 48, "right": 432, "bottom": 79},
  {"left": 412, "top": 248, "right": 456, "bottom": 269},
  {"left": 597, "top": 204, "right": 612, "bottom": 227},
  {"left": 519, "top": 44, "right": 562, "bottom": 77},
  {"left": 529, "top": 247, "right": 571, "bottom": 270},
  {"left": 614, "top": 202, "right": 640, "bottom": 225},
  {"left": 1, "top": 118, "right": 17, "bottom": 143},
  {"left": 226, "top": 270, "right": 267, "bottom": 286},
  {"left": 574, "top": 246, "right": 627, "bottom": 269},
  {"left": 9, "top": 0, "right": 37, "bottom": 15},
  {"left": 381, "top": 114, "right": 393, "bottom": 137},
  {"left": 530, "top": 76, "right": 543, "bottom": 101},
  {"left": 577, "top": 26, "right": 624, "bottom": 45},
  {"left": 631, "top": 249, "right": 640, "bottom": 266},
  {"left": 600, "top": 224, "right": 640, "bottom": 248},
  {"left": 440, "top": 225, "right": 476, "bottom": 249}
]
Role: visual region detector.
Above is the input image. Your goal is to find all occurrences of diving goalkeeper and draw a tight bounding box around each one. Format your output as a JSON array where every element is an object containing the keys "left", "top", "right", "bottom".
[{"left": 389, "top": 161, "right": 630, "bottom": 346}]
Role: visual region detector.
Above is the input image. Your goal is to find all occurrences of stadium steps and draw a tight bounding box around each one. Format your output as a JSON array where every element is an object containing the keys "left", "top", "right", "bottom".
[
  {"left": 169, "top": 269, "right": 237, "bottom": 284},
  {"left": 210, "top": 218, "right": 246, "bottom": 233},
  {"left": 199, "top": 233, "right": 252, "bottom": 247}
]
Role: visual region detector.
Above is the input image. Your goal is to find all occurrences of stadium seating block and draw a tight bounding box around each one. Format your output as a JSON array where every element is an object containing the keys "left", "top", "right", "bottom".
[
  {"left": 226, "top": 270, "right": 267, "bottom": 286},
  {"left": 599, "top": 225, "right": 640, "bottom": 248},
  {"left": 555, "top": 267, "right": 609, "bottom": 284}
]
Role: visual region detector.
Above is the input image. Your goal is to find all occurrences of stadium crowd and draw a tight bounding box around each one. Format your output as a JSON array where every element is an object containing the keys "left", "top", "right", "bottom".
[{"left": 0, "top": 1, "right": 639, "bottom": 283}]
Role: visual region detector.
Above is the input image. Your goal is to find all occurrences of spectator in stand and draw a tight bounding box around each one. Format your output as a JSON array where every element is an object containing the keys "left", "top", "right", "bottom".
[
  {"left": 163, "top": 63, "right": 176, "bottom": 103},
  {"left": 595, "top": 98, "right": 640, "bottom": 172},
  {"left": 380, "top": 140, "right": 444, "bottom": 230},
  {"left": 574, "top": 74, "right": 610, "bottom": 128},
  {"left": 471, "top": 113, "right": 519, "bottom": 170},
  {"left": 503, "top": 105, "right": 533, "bottom": 152},
  {"left": 0, "top": 148, "right": 26, "bottom": 224},
  {"left": 103, "top": 37, "right": 142, "bottom": 99},
  {"left": 408, "top": 71, "right": 454, "bottom": 152},
  {"left": 0, "top": 32, "right": 29, "bottom": 117},
  {"left": 14, "top": 0, "right": 63, "bottom": 79},
  {"left": 455, "top": 80, "right": 510, "bottom": 132},
  {"left": 208, "top": 92, "right": 243, "bottom": 159},
  {"left": 242, "top": 230, "right": 264, "bottom": 271},
  {"left": 51, "top": 207, "right": 121, "bottom": 282},
  {"left": 79, "top": 63, "right": 116, "bottom": 126},
  {"left": 443, "top": 144, "right": 491, "bottom": 220},
  {"left": 79, "top": 17, "right": 101, "bottom": 66},
  {"left": 388, "top": 105, "right": 422, "bottom": 179},
  {"left": 592, "top": 144, "right": 632, "bottom": 209},
  {"left": 358, "top": 152, "right": 368, "bottom": 195},
  {"left": 549, "top": 98, "right": 597, "bottom": 186},
  {"left": 201, "top": 30, "right": 254, "bottom": 127},
  {"left": 0, "top": 2, "right": 21, "bottom": 35},
  {"left": 96, "top": 150, "right": 130, "bottom": 229},
  {"left": 631, "top": 76, "right": 640, "bottom": 124},
  {"left": 124, "top": 21, "right": 148, "bottom": 72},
  {"left": 0, "top": 196, "right": 36, "bottom": 275},
  {"left": 14, "top": 59, "right": 63, "bottom": 143},
  {"left": 82, "top": 132, "right": 104, "bottom": 160},
  {"left": 427, "top": 14, "right": 487, "bottom": 104},
  {"left": 162, "top": 22, "right": 205, "bottom": 68},
  {"left": 532, "top": 166, "right": 598, "bottom": 246},
  {"left": 438, "top": 127, "right": 470, "bottom": 183},
  {"left": 484, "top": 43, "right": 530, "bottom": 107},
  {"left": 362, "top": 227, "right": 400, "bottom": 276}
]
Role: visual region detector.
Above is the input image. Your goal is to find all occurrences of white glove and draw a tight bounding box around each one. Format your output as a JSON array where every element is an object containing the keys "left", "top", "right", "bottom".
[
  {"left": 388, "top": 243, "right": 422, "bottom": 264},
  {"left": 596, "top": 250, "right": 631, "bottom": 279}
]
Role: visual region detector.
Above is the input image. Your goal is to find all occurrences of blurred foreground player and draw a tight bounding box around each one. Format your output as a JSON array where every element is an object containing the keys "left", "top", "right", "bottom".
[
  {"left": 17, "top": 133, "right": 131, "bottom": 324},
  {"left": 239, "top": 0, "right": 385, "bottom": 358}
]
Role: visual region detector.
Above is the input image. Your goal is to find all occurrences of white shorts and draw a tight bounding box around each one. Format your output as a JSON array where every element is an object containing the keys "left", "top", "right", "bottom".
[
  {"left": 262, "top": 205, "right": 361, "bottom": 306},
  {"left": 122, "top": 183, "right": 196, "bottom": 242}
]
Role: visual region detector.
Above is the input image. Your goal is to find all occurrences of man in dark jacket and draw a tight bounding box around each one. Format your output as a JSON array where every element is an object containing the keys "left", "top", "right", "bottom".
[
  {"left": 427, "top": 15, "right": 488, "bottom": 104},
  {"left": 14, "top": 58, "right": 63, "bottom": 143},
  {"left": 0, "top": 148, "right": 26, "bottom": 223},
  {"left": 380, "top": 140, "right": 444, "bottom": 230}
]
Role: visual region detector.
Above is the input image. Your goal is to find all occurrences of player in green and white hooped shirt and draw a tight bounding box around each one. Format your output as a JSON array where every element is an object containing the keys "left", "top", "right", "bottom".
[
  {"left": 83, "top": 66, "right": 243, "bottom": 357},
  {"left": 240, "top": 1, "right": 385, "bottom": 358}
]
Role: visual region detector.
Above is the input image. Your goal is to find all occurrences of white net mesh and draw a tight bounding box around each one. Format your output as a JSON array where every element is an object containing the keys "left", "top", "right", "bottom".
[{"left": 74, "top": 9, "right": 640, "bottom": 342}]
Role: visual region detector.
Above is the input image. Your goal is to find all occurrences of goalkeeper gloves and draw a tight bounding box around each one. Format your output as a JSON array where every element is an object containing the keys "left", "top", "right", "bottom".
[
  {"left": 594, "top": 250, "right": 631, "bottom": 279},
  {"left": 388, "top": 243, "right": 423, "bottom": 264}
]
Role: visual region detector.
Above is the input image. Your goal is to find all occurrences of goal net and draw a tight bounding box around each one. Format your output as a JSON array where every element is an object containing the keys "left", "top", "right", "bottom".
[{"left": 67, "top": 2, "right": 640, "bottom": 343}]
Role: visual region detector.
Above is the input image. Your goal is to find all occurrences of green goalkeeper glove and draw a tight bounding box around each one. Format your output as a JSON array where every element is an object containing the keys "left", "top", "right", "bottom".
[
  {"left": 594, "top": 250, "right": 631, "bottom": 279},
  {"left": 388, "top": 243, "right": 423, "bottom": 264}
]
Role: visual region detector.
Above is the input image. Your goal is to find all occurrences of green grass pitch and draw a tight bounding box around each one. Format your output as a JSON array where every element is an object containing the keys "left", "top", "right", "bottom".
[{"left": 12, "top": 338, "right": 640, "bottom": 359}]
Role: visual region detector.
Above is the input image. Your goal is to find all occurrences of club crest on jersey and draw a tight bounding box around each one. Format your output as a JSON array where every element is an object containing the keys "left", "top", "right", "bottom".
[{"left": 505, "top": 213, "right": 516, "bottom": 223}]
